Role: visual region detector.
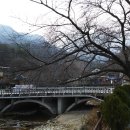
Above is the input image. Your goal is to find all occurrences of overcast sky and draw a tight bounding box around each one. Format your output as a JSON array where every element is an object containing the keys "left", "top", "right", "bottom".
[
  {"left": 0, "top": 0, "right": 51, "bottom": 34},
  {"left": 0, "top": 0, "right": 124, "bottom": 35}
]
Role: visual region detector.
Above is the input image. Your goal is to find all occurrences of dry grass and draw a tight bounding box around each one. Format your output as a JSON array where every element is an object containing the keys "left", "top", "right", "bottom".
[
  {"left": 80, "top": 108, "right": 99, "bottom": 130},
  {"left": 81, "top": 108, "right": 110, "bottom": 130}
]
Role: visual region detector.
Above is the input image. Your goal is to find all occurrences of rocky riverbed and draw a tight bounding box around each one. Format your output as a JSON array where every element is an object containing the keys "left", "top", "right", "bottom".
[{"left": 33, "top": 110, "right": 96, "bottom": 130}]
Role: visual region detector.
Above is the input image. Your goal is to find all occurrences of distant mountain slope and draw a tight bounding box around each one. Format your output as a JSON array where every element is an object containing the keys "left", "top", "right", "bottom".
[
  {"left": 0, "top": 24, "right": 45, "bottom": 44},
  {"left": 0, "top": 24, "right": 59, "bottom": 59}
]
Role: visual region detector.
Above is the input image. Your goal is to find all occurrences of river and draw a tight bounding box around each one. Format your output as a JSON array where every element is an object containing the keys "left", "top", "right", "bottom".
[
  {"left": 0, "top": 105, "right": 94, "bottom": 130},
  {"left": 0, "top": 111, "right": 54, "bottom": 130}
]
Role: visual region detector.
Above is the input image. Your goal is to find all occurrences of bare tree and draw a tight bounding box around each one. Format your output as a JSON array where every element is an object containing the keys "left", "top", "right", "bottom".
[{"left": 27, "top": 0, "right": 130, "bottom": 83}]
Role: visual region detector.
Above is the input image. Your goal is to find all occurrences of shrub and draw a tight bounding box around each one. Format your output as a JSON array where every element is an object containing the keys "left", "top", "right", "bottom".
[
  {"left": 114, "top": 87, "right": 130, "bottom": 107},
  {"left": 101, "top": 94, "right": 130, "bottom": 130}
]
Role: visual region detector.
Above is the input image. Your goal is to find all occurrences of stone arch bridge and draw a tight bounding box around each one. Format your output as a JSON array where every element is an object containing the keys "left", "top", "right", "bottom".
[{"left": 0, "top": 86, "right": 114, "bottom": 115}]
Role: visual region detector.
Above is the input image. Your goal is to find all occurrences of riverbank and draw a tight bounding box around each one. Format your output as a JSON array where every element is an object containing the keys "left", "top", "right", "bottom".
[{"left": 33, "top": 109, "right": 99, "bottom": 130}]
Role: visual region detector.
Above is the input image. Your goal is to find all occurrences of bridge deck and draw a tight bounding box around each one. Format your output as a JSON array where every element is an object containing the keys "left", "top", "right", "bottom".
[{"left": 0, "top": 86, "right": 114, "bottom": 99}]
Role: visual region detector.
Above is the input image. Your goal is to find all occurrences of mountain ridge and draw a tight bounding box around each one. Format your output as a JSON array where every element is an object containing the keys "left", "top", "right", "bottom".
[{"left": 0, "top": 24, "right": 45, "bottom": 44}]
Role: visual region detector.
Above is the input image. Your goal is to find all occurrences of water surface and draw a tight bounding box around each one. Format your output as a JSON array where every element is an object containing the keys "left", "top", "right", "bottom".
[{"left": 0, "top": 111, "right": 53, "bottom": 130}]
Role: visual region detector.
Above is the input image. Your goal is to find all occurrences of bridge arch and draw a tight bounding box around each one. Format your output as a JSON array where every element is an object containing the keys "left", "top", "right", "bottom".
[
  {"left": 1, "top": 99, "right": 55, "bottom": 114},
  {"left": 65, "top": 95, "right": 103, "bottom": 112}
]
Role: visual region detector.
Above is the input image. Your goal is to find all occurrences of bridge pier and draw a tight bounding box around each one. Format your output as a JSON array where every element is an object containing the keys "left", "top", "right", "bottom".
[
  {"left": 57, "top": 98, "right": 65, "bottom": 114},
  {"left": 57, "top": 97, "right": 73, "bottom": 114}
]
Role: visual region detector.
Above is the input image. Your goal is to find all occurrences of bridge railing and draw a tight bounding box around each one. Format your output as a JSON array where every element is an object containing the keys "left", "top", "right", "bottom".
[{"left": 0, "top": 86, "right": 114, "bottom": 98}]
